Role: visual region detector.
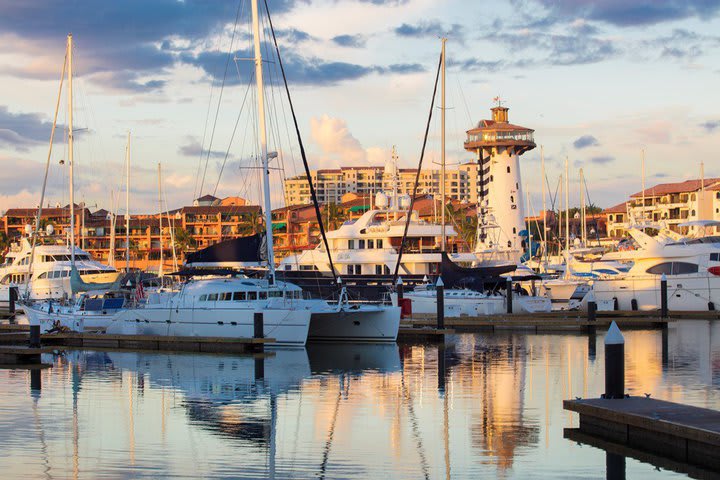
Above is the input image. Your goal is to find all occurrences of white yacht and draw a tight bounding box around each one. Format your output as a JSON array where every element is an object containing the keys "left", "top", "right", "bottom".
[
  {"left": 593, "top": 224, "right": 720, "bottom": 311},
  {"left": 106, "top": 277, "right": 312, "bottom": 346},
  {"left": 0, "top": 232, "right": 119, "bottom": 304}
]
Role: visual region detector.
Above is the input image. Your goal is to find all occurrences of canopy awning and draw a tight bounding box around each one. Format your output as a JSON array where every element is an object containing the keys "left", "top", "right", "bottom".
[
  {"left": 272, "top": 222, "right": 287, "bottom": 230},
  {"left": 349, "top": 205, "right": 370, "bottom": 213}
]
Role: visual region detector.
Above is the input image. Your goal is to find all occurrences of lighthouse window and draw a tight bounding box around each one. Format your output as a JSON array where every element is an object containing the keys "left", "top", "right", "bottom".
[
  {"left": 507, "top": 166, "right": 511, "bottom": 173},
  {"left": 510, "top": 196, "right": 514, "bottom": 203},
  {"left": 489, "top": 175, "right": 494, "bottom": 182},
  {"left": 513, "top": 227, "right": 517, "bottom": 234}
]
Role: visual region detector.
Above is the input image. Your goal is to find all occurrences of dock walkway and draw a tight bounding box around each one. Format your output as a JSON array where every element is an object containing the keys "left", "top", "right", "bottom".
[{"left": 564, "top": 397, "right": 720, "bottom": 471}]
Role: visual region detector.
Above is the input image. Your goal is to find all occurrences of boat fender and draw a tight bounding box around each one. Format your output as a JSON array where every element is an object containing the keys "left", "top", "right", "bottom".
[{"left": 631, "top": 299, "right": 638, "bottom": 311}]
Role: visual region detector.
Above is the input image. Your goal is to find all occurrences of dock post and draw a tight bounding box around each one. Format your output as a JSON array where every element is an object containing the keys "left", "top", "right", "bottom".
[
  {"left": 660, "top": 273, "right": 668, "bottom": 319},
  {"left": 587, "top": 293, "right": 597, "bottom": 336},
  {"left": 603, "top": 321, "right": 625, "bottom": 399},
  {"left": 254, "top": 312, "right": 264, "bottom": 353},
  {"left": 29, "top": 325, "right": 40, "bottom": 348},
  {"left": 436, "top": 276, "right": 445, "bottom": 329},
  {"left": 30, "top": 369, "right": 41, "bottom": 392},
  {"left": 506, "top": 277, "right": 513, "bottom": 314},
  {"left": 606, "top": 452, "right": 626, "bottom": 480}
]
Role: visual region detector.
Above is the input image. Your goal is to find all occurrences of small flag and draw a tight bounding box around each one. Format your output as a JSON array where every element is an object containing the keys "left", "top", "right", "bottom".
[{"left": 134, "top": 281, "right": 145, "bottom": 302}]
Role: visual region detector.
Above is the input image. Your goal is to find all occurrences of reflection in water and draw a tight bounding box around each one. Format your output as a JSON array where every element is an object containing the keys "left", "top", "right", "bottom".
[{"left": 0, "top": 321, "right": 717, "bottom": 479}]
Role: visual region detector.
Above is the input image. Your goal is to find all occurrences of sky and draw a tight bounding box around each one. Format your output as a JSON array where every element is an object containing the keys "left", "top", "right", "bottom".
[{"left": 1, "top": 0, "right": 720, "bottom": 215}]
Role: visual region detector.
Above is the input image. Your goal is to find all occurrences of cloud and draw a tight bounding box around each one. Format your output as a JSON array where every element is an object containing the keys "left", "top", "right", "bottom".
[
  {"left": 0, "top": 106, "right": 55, "bottom": 151},
  {"left": 700, "top": 120, "right": 720, "bottom": 133},
  {"left": 178, "top": 138, "right": 229, "bottom": 159},
  {"left": 310, "top": 115, "right": 367, "bottom": 166},
  {"left": 332, "top": 34, "right": 366, "bottom": 48},
  {"left": 590, "top": 155, "right": 614, "bottom": 164},
  {"left": 395, "top": 21, "right": 464, "bottom": 43},
  {"left": 531, "top": 0, "right": 720, "bottom": 27},
  {"left": 573, "top": 135, "right": 600, "bottom": 149}
]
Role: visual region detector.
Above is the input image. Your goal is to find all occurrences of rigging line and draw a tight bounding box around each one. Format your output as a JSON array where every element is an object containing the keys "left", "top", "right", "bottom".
[
  {"left": 264, "top": 0, "right": 337, "bottom": 282},
  {"left": 27, "top": 48, "right": 67, "bottom": 294},
  {"left": 582, "top": 173, "right": 601, "bottom": 245},
  {"left": 198, "top": 0, "right": 244, "bottom": 198},
  {"left": 212, "top": 69, "right": 255, "bottom": 198},
  {"left": 393, "top": 52, "right": 443, "bottom": 282},
  {"left": 454, "top": 74, "right": 473, "bottom": 126}
]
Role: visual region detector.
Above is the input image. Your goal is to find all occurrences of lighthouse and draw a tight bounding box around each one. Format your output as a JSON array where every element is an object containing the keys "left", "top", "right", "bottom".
[{"left": 464, "top": 104, "right": 536, "bottom": 264}]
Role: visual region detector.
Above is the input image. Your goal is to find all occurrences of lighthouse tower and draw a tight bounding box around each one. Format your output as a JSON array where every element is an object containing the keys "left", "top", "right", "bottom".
[{"left": 464, "top": 104, "right": 536, "bottom": 264}]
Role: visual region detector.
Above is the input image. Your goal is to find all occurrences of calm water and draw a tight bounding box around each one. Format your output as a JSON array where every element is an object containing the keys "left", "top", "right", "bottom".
[{"left": 0, "top": 321, "right": 718, "bottom": 479}]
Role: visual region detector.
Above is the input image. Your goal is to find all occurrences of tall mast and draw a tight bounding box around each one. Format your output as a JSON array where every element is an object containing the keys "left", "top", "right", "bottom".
[
  {"left": 564, "top": 157, "right": 570, "bottom": 279},
  {"left": 109, "top": 190, "right": 116, "bottom": 268},
  {"left": 68, "top": 34, "right": 76, "bottom": 266},
  {"left": 540, "top": 146, "right": 547, "bottom": 265},
  {"left": 251, "top": 0, "right": 275, "bottom": 283},
  {"left": 125, "top": 132, "right": 130, "bottom": 272},
  {"left": 580, "top": 167, "right": 586, "bottom": 245},
  {"left": 641, "top": 149, "right": 646, "bottom": 223},
  {"left": 700, "top": 161, "right": 706, "bottom": 222},
  {"left": 440, "top": 37, "right": 447, "bottom": 252},
  {"left": 158, "top": 162, "right": 164, "bottom": 278}
]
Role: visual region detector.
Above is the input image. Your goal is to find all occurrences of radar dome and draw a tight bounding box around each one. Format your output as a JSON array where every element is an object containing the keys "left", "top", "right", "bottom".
[
  {"left": 375, "top": 192, "right": 389, "bottom": 208},
  {"left": 399, "top": 194, "right": 411, "bottom": 209}
]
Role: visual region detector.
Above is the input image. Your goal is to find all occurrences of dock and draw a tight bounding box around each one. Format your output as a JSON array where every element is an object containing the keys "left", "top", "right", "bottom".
[
  {"left": 38, "top": 333, "right": 274, "bottom": 353},
  {"left": 401, "top": 313, "right": 672, "bottom": 331},
  {"left": 0, "top": 345, "right": 56, "bottom": 365},
  {"left": 563, "top": 397, "right": 720, "bottom": 471},
  {"left": 397, "top": 327, "right": 455, "bottom": 342}
]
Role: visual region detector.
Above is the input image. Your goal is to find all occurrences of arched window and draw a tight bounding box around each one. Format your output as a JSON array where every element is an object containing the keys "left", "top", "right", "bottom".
[{"left": 691, "top": 210, "right": 696, "bottom": 216}]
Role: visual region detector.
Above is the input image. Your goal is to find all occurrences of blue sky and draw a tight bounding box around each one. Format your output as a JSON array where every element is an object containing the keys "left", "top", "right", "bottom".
[{"left": 1, "top": 0, "right": 719, "bottom": 214}]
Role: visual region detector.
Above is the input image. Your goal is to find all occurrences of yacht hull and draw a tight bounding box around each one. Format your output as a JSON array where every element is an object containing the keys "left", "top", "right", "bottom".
[
  {"left": 308, "top": 306, "right": 400, "bottom": 342},
  {"left": 593, "top": 274, "right": 720, "bottom": 311},
  {"left": 106, "top": 307, "right": 311, "bottom": 346}
]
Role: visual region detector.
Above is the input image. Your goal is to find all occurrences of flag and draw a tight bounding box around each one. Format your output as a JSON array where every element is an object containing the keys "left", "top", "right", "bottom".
[{"left": 134, "top": 281, "right": 145, "bottom": 302}]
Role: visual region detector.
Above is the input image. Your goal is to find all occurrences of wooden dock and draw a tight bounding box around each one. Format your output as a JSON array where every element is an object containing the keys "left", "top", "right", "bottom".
[
  {"left": 402, "top": 313, "right": 671, "bottom": 331},
  {"left": 397, "top": 327, "right": 455, "bottom": 342},
  {"left": 0, "top": 346, "right": 56, "bottom": 365},
  {"left": 564, "top": 397, "right": 720, "bottom": 471},
  {"left": 38, "top": 333, "right": 275, "bottom": 353}
]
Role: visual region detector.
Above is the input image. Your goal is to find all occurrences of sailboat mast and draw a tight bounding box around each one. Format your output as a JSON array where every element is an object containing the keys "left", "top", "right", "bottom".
[
  {"left": 541, "top": 146, "right": 547, "bottom": 265},
  {"left": 564, "top": 157, "right": 570, "bottom": 279},
  {"left": 158, "top": 162, "right": 164, "bottom": 277},
  {"left": 440, "top": 37, "right": 447, "bottom": 252},
  {"left": 68, "top": 34, "right": 75, "bottom": 266},
  {"left": 641, "top": 149, "right": 646, "bottom": 223},
  {"left": 251, "top": 0, "right": 275, "bottom": 283},
  {"left": 580, "top": 167, "right": 586, "bottom": 245},
  {"left": 125, "top": 132, "right": 130, "bottom": 272}
]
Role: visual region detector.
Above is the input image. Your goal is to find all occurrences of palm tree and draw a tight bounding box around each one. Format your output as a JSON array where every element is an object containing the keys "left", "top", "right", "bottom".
[
  {"left": 173, "top": 227, "right": 196, "bottom": 254},
  {"left": 324, "top": 202, "right": 347, "bottom": 231}
]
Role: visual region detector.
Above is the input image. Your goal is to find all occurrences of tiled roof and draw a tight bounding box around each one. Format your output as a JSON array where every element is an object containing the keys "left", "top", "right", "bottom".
[
  {"left": 602, "top": 202, "right": 627, "bottom": 214},
  {"left": 629, "top": 178, "right": 720, "bottom": 197}
]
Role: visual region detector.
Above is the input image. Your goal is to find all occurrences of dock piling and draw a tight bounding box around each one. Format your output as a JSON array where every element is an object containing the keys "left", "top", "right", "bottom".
[
  {"left": 28, "top": 325, "right": 40, "bottom": 348},
  {"left": 506, "top": 277, "right": 513, "bottom": 314},
  {"left": 436, "top": 276, "right": 445, "bottom": 329},
  {"left": 660, "top": 273, "right": 668, "bottom": 319},
  {"left": 603, "top": 321, "right": 625, "bottom": 399},
  {"left": 254, "top": 312, "right": 264, "bottom": 352}
]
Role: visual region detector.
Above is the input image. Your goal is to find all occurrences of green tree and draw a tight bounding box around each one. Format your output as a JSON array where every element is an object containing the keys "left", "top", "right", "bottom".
[
  {"left": 173, "top": 227, "right": 197, "bottom": 253},
  {"left": 324, "top": 202, "right": 347, "bottom": 231}
]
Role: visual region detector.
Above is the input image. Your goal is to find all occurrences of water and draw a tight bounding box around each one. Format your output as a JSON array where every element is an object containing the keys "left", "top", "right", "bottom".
[{"left": 0, "top": 321, "right": 718, "bottom": 479}]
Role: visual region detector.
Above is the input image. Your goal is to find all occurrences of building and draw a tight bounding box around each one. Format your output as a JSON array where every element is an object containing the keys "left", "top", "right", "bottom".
[
  {"left": 284, "top": 163, "right": 478, "bottom": 206},
  {"left": 603, "top": 178, "right": 720, "bottom": 237},
  {"left": 1, "top": 197, "right": 262, "bottom": 272}
]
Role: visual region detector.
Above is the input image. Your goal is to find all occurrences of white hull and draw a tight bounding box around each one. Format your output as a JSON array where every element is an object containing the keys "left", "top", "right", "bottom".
[
  {"left": 308, "top": 305, "right": 400, "bottom": 342},
  {"left": 23, "top": 302, "right": 114, "bottom": 332},
  {"left": 106, "top": 307, "right": 311, "bottom": 346},
  {"left": 593, "top": 274, "right": 720, "bottom": 311},
  {"left": 515, "top": 295, "right": 552, "bottom": 313},
  {"left": 393, "top": 291, "right": 505, "bottom": 316}
]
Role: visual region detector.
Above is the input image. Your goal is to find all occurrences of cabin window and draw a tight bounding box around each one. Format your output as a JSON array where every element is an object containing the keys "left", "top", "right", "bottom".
[
  {"left": 646, "top": 262, "right": 699, "bottom": 275},
  {"left": 375, "top": 265, "right": 383, "bottom": 275},
  {"left": 359, "top": 239, "right": 365, "bottom": 249},
  {"left": 710, "top": 253, "right": 720, "bottom": 262},
  {"left": 377, "top": 239, "right": 383, "bottom": 249},
  {"left": 247, "top": 292, "right": 257, "bottom": 300},
  {"left": 284, "top": 265, "right": 292, "bottom": 271},
  {"left": 233, "top": 292, "right": 246, "bottom": 301},
  {"left": 259, "top": 292, "right": 267, "bottom": 300},
  {"left": 199, "top": 294, "right": 207, "bottom": 301},
  {"left": 220, "top": 292, "right": 231, "bottom": 301},
  {"left": 348, "top": 239, "right": 355, "bottom": 249},
  {"left": 268, "top": 291, "right": 282, "bottom": 298},
  {"left": 207, "top": 293, "right": 218, "bottom": 301},
  {"left": 368, "top": 239, "right": 374, "bottom": 249},
  {"left": 38, "top": 272, "right": 47, "bottom": 279}
]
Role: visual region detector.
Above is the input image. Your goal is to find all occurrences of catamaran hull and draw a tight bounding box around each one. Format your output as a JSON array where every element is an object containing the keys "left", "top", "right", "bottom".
[
  {"left": 392, "top": 292, "right": 505, "bottom": 316},
  {"left": 308, "top": 306, "right": 400, "bottom": 342},
  {"left": 593, "top": 275, "right": 720, "bottom": 311},
  {"left": 106, "top": 307, "right": 311, "bottom": 346}
]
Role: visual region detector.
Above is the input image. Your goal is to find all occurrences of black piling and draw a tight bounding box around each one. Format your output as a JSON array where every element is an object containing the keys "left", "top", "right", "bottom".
[
  {"left": 254, "top": 312, "right": 264, "bottom": 353},
  {"left": 28, "top": 325, "right": 40, "bottom": 348},
  {"left": 506, "top": 277, "right": 513, "bottom": 314},
  {"left": 8, "top": 286, "right": 17, "bottom": 315},
  {"left": 603, "top": 321, "right": 625, "bottom": 399},
  {"left": 587, "top": 298, "right": 597, "bottom": 336},
  {"left": 30, "top": 369, "right": 41, "bottom": 392},
  {"left": 436, "top": 277, "right": 445, "bottom": 330},
  {"left": 606, "top": 452, "right": 626, "bottom": 480},
  {"left": 660, "top": 273, "right": 668, "bottom": 319}
]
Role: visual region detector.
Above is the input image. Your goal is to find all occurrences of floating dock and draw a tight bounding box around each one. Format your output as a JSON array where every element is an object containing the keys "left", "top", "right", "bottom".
[
  {"left": 402, "top": 314, "right": 671, "bottom": 331},
  {"left": 0, "top": 346, "right": 56, "bottom": 365},
  {"left": 397, "top": 327, "right": 455, "bottom": 342},
  {"left": 37, "top": 333, "right": 274, "bottom": 353},
  {"left": 563, "top": 397, "right": 720, "bottom": 472}
]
